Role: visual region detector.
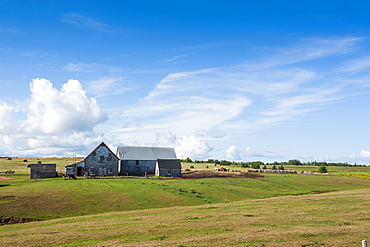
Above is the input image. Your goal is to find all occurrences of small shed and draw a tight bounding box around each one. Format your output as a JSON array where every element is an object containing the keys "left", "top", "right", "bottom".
[
  {"left": 65, "top": 161, "right": 85, "bottom": 176},
  {"left": 155, "top": 159, "right": 182, "bottom": 177},
  {"left": 28, "top": 164, "right": 57, "bottom": 179}
]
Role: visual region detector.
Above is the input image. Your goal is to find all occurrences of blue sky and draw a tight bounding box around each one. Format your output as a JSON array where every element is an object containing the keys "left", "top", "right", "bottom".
[{"left": 1, "top": 0, "right": 370, "bottom": 163}]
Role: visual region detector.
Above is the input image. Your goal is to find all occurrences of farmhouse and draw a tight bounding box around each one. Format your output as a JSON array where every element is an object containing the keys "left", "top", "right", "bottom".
[
  {"left": 155, "top": 159, "right": 182, "bottom": 177},
  {"left": 116, "top": 146, "right": 177, "bottom": 176},
  {"left": 28, "top": 163, "right": 56, "bottom": 179}
]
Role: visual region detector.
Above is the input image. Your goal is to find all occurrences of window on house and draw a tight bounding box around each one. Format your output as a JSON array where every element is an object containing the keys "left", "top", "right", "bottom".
[{"left": 99, "top": 156, "right": 105, "bottom": 163}]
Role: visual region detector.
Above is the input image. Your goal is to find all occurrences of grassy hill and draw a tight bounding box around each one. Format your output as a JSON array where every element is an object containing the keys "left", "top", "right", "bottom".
[
  {"left": 1, "top": 157, "right": 370, "bottom": 246},
  {"left": 1, "top": 188, "right": 370, "bottom": 246},
  {"left": 1, "top": 170, "right": 370, "bottom": 220}
]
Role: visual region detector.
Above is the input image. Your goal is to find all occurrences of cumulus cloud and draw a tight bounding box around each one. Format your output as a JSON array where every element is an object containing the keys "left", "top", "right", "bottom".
[
  {"left": 225, "top": 145, "right": 266, "bottom": 161},
  {"left": 155, "top": 130, "right": 177, "bottom": 145},
  {"left": 174, "top": 134, "right": 213, "bottom": 159},
  {"left": 226, "top": 145, "right": 241, "bottom": 160},
  {"left": 360, "top": 149, "right": 370, "bottom": 158},
  {"left": 22, "top": 78, "right": 107, "bottom": 134},
  {"left": 0, "top": 102, "right": 14, "bottom": 133},
  {"left": 2, "top": 37, "right": 370, "bottom": 161},
  {"left": 0, "top": 78, "right": 109, "bottom": 156},
  {"left": 242, "top": 147, "right": 264, "bottom": 157}
]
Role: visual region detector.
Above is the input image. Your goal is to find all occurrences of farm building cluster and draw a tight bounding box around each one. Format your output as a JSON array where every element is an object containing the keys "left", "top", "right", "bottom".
[{"left": 64, "top": 142, "right": 182, "bottom": 178}]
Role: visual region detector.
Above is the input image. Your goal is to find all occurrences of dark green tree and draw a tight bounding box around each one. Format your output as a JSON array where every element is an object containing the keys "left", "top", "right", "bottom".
[
  {"left": 288, "top": 159, "right": 302, "bottom": 166},
  {"left": 185, "top": 157, "right": 192, "bottom": 163},
  {"left": 318, "top": 165, "right": 328, "bottom": 173}
]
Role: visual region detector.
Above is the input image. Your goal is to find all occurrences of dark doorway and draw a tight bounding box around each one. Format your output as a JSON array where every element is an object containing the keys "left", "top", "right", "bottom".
[{"left": 77, "top": 167, "right": 82, "bottom": 176}]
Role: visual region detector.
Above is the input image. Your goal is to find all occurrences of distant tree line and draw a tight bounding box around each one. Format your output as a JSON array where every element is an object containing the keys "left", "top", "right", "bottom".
[{"left": 181, "top": 158, "right": 366, "bottom": 169}]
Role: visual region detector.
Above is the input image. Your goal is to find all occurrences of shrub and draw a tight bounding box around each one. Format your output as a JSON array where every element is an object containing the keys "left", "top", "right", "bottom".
[{"left": 319, "top": 166, "right": 328, "bottom": 173}]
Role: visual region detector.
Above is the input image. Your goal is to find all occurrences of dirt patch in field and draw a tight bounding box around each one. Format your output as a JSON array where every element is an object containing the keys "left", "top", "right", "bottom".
[
  {"left": 182, "top": 170, "right": 263, "bottom": 179},
  {"left": 0, "top": 176, "right": 12, "bottom": 181},
  {"left": 0, "top": 217, "right": 38, "bottom": 226}
]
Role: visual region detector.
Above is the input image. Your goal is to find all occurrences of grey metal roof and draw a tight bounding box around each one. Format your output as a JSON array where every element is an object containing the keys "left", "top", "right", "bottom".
[
  {"left": 156, "top": 159, "right": 181, "bottom": 169},
  {"left": 116, "top": 146, "right": 177, "bottom": 160}
]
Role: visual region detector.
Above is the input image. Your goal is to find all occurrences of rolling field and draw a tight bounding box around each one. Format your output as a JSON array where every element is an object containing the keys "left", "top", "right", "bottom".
[
  {"left": 1, "top": 158, "right": 370, "bottom": 246},
  {"left": 1, "top": 189, "right": 370, "bottom": 246}
]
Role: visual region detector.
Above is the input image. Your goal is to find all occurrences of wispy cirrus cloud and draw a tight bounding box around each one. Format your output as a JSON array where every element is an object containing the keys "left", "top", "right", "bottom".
[
  {"left": 0, "top": 26, "right": 23, "bottom": 34},
  {"left": 164, "top": 54, "right": 189, "bottom": 62},
  {"left": 61, "top": 12, "right": 122, "bottom": 34},
  {"left": 108, "top": 37, "right": 370, "bottom": 157},
  {"left": 86, "top": 77, "right": 135, "bottom": 97},
  {"left": 64, "top": 63, "right": 123, "bottom": 73}
]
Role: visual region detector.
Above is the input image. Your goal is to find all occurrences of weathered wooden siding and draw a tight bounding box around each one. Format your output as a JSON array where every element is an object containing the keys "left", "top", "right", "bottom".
[
  {"left": 29, "top": 164, "right": 56, "bottom": 179},
  {"left": 155, "top": 159, "right": 182, "bottom": 177},
  {"left": 156, "top": 168, "right": 182, "bottom": 177},
  {"left": 85, "top": 144, "right": 119, "bottom": 176},
  {"left": 119, "top": 160, "right": 156, "bottom": 176}
]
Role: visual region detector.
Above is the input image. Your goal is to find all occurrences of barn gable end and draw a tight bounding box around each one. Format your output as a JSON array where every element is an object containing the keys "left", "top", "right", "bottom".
[{"left": 84, "top": 142, "right": 119, "bottom": 176}]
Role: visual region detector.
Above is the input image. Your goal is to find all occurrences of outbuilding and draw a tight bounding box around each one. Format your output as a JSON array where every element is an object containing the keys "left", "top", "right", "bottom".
[
  {"left": 65, "top": 161, "right": 85, "bottom": 176},
  {"left": 155, "top": 159, "right": 182, "bottom": 177},
  {"left": 28, "top": 163, "right": 56, "bottom": 179}
]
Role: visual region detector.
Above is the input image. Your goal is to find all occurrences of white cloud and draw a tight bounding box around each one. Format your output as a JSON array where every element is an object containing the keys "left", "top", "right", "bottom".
[
  {"left": 0, "top": 102, "right": 14, "bottom": 133},
  {"left": 164, "top": 54, "right": 189, "bottom": 62},
  {"left": 61, "top": 12, "right": 121, "bottom": 34},
  {"left": 155, "top": 130, "right": 177, "bottom": 145},
  {"left": 86, "top": 77, "right": 133, "bottom": 97},
  {"left": 226, "top": 145, "right": 241, "bottom": 160},
  {"left": 101, "top": 37, "right": 369, "bottom": 162},
  {"left": 120, "top": 39, "right": 361, "bottom": 138},
  {"left": 242, "top": 147, "right": 264, "bottom": 157},
  {"left": 360, "top": 149, "right": 370, "bottom": 158},
  {"left": 265, "top": 37, "right": 364, "bottom": 67},
  {"left": 22, "top": 78, "right": 107, "bottom": 134},
  {"left": 2, "top": 36, "right": 370, "bottom": 162},
  {"left": 0, "top": 78, "right": 109, "bottom": 156},
  {"left": 174, "top": 134, "right": 213, "bottom": 159},
  {"left": 64, "top": 63, "right": 122, "bottom": 73}
]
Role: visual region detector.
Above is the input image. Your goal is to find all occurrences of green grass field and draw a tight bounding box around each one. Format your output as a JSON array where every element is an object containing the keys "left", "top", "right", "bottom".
[{"left": 1, "top": 157, "right": 370, "bottom": 246}]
